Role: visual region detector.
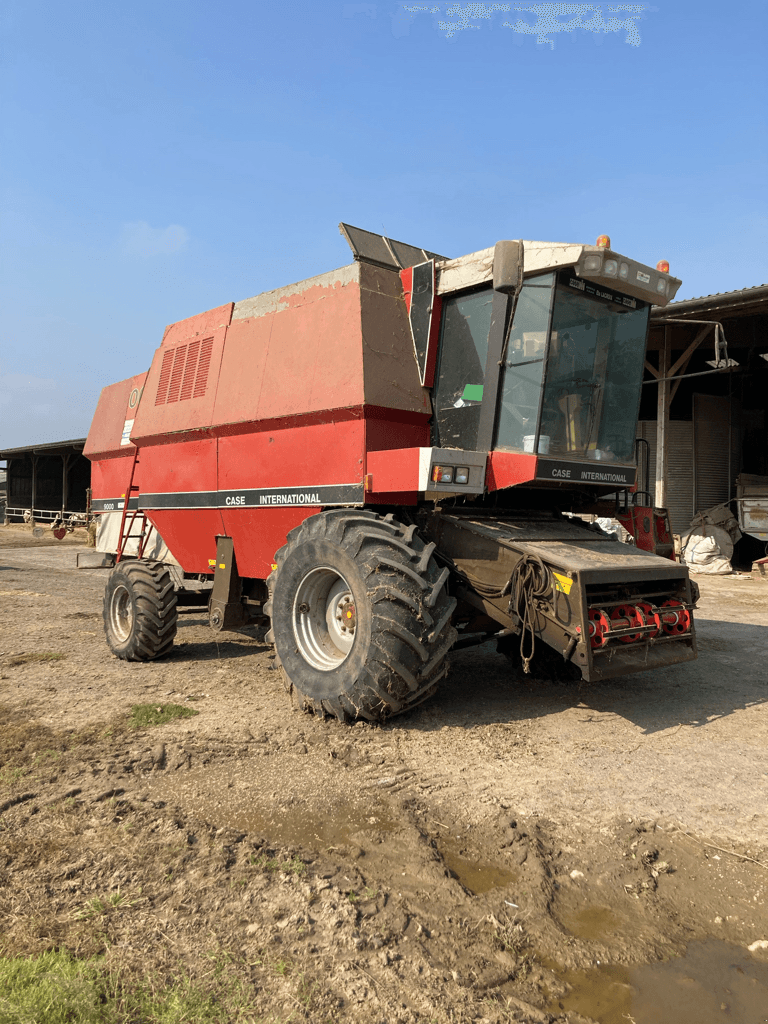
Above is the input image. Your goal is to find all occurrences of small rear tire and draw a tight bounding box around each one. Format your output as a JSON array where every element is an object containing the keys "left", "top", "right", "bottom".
[{"left": 103, "top": 560, "right": 178, "bottom": 661}]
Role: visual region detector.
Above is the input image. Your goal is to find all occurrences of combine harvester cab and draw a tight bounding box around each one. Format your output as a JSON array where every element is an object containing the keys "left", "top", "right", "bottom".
[{"left": 85, "top": 224, "right": 697, "bottom": 721}]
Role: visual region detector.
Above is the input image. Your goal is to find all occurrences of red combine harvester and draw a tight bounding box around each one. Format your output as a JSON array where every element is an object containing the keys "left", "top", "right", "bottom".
[{"left": 84, "top": 225, "right": 697, "bottom": 722}]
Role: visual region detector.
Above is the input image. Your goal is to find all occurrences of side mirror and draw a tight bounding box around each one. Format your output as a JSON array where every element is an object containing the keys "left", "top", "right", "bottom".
[{"left": 493, "top": 240, "right": 524, "bottom": 295}]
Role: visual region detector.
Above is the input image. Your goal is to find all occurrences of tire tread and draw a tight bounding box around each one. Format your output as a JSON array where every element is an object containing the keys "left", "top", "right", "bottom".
[
  {"left": 269, "top": 510, "right": 457, "bottom": 722},
  {"left": 103, "top": 560, "right": 178, "bottom": 662}
]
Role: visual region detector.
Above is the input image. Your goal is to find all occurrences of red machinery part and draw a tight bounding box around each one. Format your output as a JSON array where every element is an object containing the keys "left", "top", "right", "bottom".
[
  {"left": 587, "top": 608, "right": 612, "bottom": 648},
  {"left": 636, "top": 601, "right": 661, "bottom": 638},
  {"left": 655, "top": 515, "right": 671, "bottom": 542},
  {"left": 660, "top": 598, "right": 692, "bottom": 635},
  {"left": 610, "top": 603, "right": 645, "bottom": 643}
]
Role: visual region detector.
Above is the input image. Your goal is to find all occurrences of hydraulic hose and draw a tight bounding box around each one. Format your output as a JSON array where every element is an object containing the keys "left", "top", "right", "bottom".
[{"left": 508, "top": 555, "right": 551, "bottom": 674}]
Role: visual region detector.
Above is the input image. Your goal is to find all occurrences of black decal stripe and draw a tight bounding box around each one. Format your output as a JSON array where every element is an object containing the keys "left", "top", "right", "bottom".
[
  {"left": 91, "top": 497, "right": 139, "bottom": 512},
  {"left": 140, "top": 491, "right": 218, "bottom": 510},
  {"left": 536, "top": 459, "right": 636, "bottom": 487},
  {"left": 130, "top": 484, "right": 365, "bottom": 511}
]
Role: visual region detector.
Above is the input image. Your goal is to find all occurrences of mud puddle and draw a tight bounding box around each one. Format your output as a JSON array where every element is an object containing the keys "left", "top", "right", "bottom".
[
  {"left": 558, "top": 904, "right": 622, "bottom": 944},
  {"left": 436, "top": 835, "right": 518, "bottom": 894},
  {"left": 193, "top": 791, "right": 397, "bottom": 849},
  {"left": 546, "top": 938, "right": 768, "bottom": 1023}
]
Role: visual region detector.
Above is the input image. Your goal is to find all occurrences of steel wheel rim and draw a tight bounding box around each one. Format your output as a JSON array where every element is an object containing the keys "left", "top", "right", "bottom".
[
  {"left": 109, "top": 584, "right": 133, "bottom": 642},
  {"left": 293, "top": 566, "right": 356, "bottom": 671}
]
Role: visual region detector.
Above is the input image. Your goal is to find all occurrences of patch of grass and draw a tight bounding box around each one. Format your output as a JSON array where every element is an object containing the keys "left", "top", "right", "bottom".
[
  {"left": 347, "top": 886, "right": 377, "bottom": 904},
  {"left": 74, "top": 890, "right": 142, "bottom": 921},
  {"left": 0, "top": 949, "right": 260, "bottom": 1023},
  {"left": 74, "top": 897, "right": 108, "bottom": 921},
  {"left": 33, "top": 747, "right": 62, "bottom": 763},
  {"left": 7, "top": 651, "right": 66, "bottom": 667},
  {"left": 108, "top": 889, "right": 140, "bottom": 910},
  {"left": 0, "top": 766, "right": 30, "bottom": 787},
  {"left": 0, "top": 706, "right": 67, "bottom": 781},
  {"left": 128, "top": 704, "right": 199, "bottom": 729},
  {"left": 248, "top": 852, "right": 305, "bottom": 877},
  {"left": 0, "top": 951, "right": 105, "bottom": 1024}
]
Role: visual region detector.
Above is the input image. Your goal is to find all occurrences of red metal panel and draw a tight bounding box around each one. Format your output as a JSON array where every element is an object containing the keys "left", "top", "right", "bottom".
[
  {"left": 89, "top": 455, "right": 137, "bottom": 502},
  {"left": 139, "top": 438, "right": 220, "bottom": 498},
  {"left": 137, "top": 440, "right": 222, "bottom": 573},
  {"left": 366, "top": 447, "right": 421, "bottom": 497},
  {"left": 399, "top": 266, "right": 413, "bottom": 315},
  {"left": 221, "top": 507, "right": 315, "bottom": 579},
  {"left": 217, "top": 419, "right": 364, "bottom": 490},
  {"left": 161, "top": 303, "right": 233, "bottom": 347},
  {"left": 212, "top": 281, "right": 363, "bottom": 430},
  {"left": 131, "top": 327, "right": 227, "bottom": 443},
  {"left": 364, "top": 409, "right": 430, "bottom": 453},
  {"left": 255, "top": 281, "right": 364, "bottom": 422},
  {"left": 486, "top": 451, "right": 538, "bottom": 491},
  {"left": 84, "top": 373, "right": 147, "bottom": 461},
  {"left": 145, "top": 509, "right": 225, "bottom": 574},
  {"left": 218, "top": 419, "right": 365, "bottom": 577},
  {"left": 210, "top": 315, "right": 272, "bottom": 430},
  {"left": 616, "top": 506, "right": 675, "bottom": 560}
]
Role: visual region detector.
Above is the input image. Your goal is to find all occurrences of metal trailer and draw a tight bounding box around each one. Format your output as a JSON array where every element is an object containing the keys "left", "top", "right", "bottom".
[{"left": 84, "top": 225, "right": 697, "bottom": 722}]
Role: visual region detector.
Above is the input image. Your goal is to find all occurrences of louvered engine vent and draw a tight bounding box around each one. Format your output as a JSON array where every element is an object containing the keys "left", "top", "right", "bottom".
[{"left": 155, "top": 338, "right": 213, "bottom": 405}]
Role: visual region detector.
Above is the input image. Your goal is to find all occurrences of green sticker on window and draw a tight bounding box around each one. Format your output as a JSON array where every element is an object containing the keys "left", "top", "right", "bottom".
[{"left": 461, "top": 384, "right": 484, "bottom": 402}]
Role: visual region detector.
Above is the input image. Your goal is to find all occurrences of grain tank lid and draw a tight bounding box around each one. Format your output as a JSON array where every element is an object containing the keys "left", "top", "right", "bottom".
[{"left": 339, "top": 222, "right": 448, "bottom": 272}]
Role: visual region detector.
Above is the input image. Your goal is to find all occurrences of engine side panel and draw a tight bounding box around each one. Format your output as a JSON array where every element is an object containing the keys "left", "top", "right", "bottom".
[{"left": 131, "top": 327, "right": 227, "bottom": 444}]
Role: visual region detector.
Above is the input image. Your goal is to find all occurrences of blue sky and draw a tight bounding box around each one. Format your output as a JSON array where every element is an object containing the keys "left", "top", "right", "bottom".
[{"left": 1, "top": 1, "right": 766, "bottom": 448}]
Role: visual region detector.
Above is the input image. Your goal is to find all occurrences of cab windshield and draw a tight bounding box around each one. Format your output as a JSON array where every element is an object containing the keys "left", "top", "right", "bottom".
[{"left": 495, "top": 271, "right": 649, "bottom": 464}]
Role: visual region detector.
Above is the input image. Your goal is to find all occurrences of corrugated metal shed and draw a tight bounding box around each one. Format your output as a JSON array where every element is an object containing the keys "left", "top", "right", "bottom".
[
  {"left": 637, "top": 420, "right": 694, "bottom": 534},
  {"left": 652, "top": 283, "right": 768, "bottom": 320}
]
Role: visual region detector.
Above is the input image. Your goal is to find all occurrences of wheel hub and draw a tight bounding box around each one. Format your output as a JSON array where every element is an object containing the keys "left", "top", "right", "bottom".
[
  {"left": 293, "top": 567, "right": 357, "bottom": 671},
  {"left": 109, "top": 584, "right": 133, "bottom": 642}
]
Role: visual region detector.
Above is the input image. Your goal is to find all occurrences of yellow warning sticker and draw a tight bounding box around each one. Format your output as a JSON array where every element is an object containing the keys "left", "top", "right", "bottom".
[
  {"left": 553, "top": 572, "right": 573, "bottom": 595},
  {"left": 208, "top": 559, "right": 216, "bottom": 567},
  {"left": 219, "top": 563, "right": 226, "bottom": 569}
]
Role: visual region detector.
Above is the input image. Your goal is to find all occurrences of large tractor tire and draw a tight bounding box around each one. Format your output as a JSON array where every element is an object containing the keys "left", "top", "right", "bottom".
[
  {"left": 264, "top": 510, "right": 458, "bottom": 722},
  {"left": 103, "top": 560, "right": 178, "bottom": 661}
]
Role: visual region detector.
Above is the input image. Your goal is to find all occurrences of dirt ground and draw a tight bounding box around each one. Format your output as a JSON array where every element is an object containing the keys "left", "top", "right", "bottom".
[{"left": 1, "top": 524, "right": 767, "bottom": 1023}]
